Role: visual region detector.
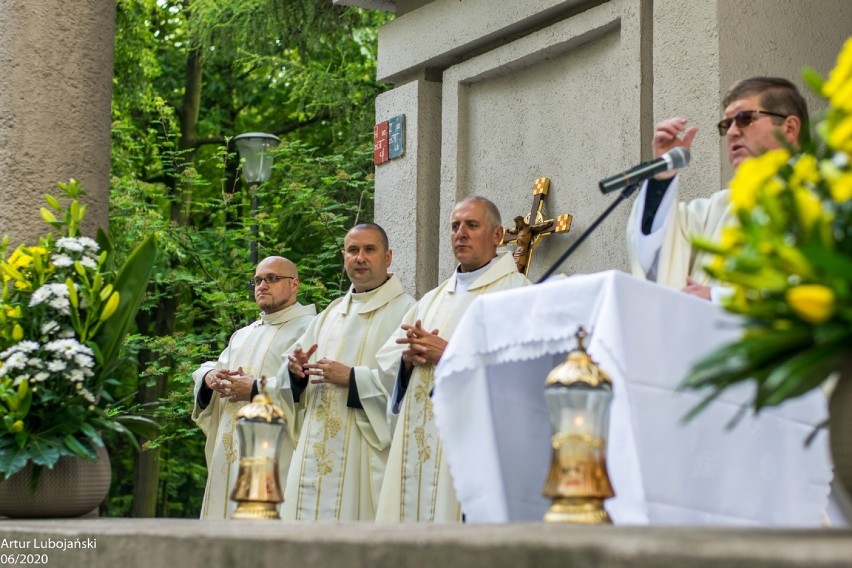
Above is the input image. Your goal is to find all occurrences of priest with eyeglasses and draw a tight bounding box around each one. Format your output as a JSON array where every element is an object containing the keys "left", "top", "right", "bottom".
[
  {"left": 191, "top": 256, "right": 316, "bottom": 519},
  {"left": 627, "top": 76, "right": 808, "bottom": 302}
]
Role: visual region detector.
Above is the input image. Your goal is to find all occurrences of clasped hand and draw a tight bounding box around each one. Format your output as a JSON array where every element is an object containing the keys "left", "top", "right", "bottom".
[
  {"left": 396, "top": 319, "right": 447, "bottom": 369},
  {"left": 204, "top": 367, "right": 254, "bottom": 402},
  {"left": 288, "top": 344, "right": 351, "bottom": 387}
]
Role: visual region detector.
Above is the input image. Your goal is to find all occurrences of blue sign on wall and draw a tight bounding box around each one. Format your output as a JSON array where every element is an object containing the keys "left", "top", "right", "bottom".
[{"left": 388, "top": 115, "right": 405, "bottom": 160}]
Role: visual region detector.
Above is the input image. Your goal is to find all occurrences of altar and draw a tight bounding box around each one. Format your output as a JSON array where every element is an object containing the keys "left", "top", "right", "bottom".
[{"left": 433, "top": 270, "right": 834, "bottom": 525}]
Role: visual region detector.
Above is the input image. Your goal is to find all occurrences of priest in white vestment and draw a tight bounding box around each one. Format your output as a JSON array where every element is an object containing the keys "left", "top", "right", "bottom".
[
  {"left": 375, "top": 196, "right": 531, "bottom": 523},
  {"left": 192, "top": 256, "right": 316, "bottom": 519},
  {"left": 627, "top": 76, "right": 808, "bottom": 301},
  {"left": 272, "top": 223, "right": 415, "bottom": 521}
]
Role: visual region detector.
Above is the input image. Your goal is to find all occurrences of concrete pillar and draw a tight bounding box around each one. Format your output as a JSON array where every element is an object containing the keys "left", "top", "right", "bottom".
[
  {"left": 0, "top": 0, "right": 114, "bottom": 247},
  {"left": 375, "top": 79, "right": 443, "bottom": 297}
]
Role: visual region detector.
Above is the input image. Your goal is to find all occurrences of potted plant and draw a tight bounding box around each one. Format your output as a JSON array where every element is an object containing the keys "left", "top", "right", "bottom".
[
  {"left": 682, "top": 38, "right": 852, "bottom": 497},
  {"left": 0, "top": 180, "right": 157, "bottom": 517}
]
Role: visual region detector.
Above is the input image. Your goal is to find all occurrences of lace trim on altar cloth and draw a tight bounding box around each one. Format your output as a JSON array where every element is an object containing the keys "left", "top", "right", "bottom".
[{"left": 435, "top": 271, "right": 626, "bottom": 377}]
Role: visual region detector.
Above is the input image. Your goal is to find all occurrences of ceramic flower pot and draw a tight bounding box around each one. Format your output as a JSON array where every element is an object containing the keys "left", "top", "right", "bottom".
[
  {"left": 830, "top": 377, "right": 852, "bottom": 505},
  {"left": 0, "top": 445, "right": 111, "bottom": 518}
]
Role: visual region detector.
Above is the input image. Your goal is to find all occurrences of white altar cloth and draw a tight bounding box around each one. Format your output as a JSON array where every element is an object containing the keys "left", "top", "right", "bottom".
[{"left": 433, "top": 270, "right": 832, "bottom": 525}]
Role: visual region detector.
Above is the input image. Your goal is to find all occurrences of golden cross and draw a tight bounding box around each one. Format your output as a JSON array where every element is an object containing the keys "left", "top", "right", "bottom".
[{"left": 502, "top": 177, "right": 572, "bottom": 275}]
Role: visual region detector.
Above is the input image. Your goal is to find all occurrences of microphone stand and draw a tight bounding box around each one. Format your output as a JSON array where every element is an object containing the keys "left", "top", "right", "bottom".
[{"left": 536, "top": 182, "right": 640, "bottom": 284}]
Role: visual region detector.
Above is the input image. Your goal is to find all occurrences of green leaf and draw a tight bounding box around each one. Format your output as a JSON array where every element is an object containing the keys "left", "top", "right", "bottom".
[
  {"left": 114, "top": 414, "right": 160, "bottom": 441},
  {"left": 800, "top": 243, "right": 852, "bottom": 280},
  {"left": 0, "top": 445, "right": 30, "bottom": 479},
  {"left": 27, "top": 438, "right": 61, "bottom": 468},
  {"left": 757, "top": 339, "right": 849, "bottom": 408},
  {"left": 96, "top": 227, "right": 115, "bottom": 273},
  {"left": 62, "top": 435, "right": 96, "bottom": 460},
  {"left": 94, "top": 234, "right": 157, "bottom": 373},
  {"left": 801, "top": 67, "right": 825, "bottom": 95},
  {"left": 79, "top": 422, "right": 105, "bottom": 447},
  {"left": 681, "top": 326, "right": 813, "bottom": 390}
]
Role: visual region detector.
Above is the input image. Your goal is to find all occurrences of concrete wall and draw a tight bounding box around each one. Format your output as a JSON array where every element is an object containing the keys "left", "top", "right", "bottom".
[
  {"left": 0, "top": 0, "right": 114, "bottom": 247},
  {"left": 367, "top": 0, "right": 852, "bottom": 292},
  {"left": 437, "top": 0, "right": 648, "bottom": 279},
  {"left": 718, "top": 0, "right": 852, "bottom": 183},
  {"left": 376, "top": 79, "right": 443, "bottom": 296},
  {"left": 4, "top": 519, "right": 852, "bottom": 568}
]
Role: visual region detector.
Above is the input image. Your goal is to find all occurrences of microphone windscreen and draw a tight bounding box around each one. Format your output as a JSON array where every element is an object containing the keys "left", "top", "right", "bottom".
[{"left": 668, "top": 147, "right": 691, "bottom": 169}]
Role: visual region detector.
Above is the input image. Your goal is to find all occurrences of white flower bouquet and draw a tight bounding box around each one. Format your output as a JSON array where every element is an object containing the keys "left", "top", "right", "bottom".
[{"left": 0, "top": 180, "right": 157, "bottom": 480}]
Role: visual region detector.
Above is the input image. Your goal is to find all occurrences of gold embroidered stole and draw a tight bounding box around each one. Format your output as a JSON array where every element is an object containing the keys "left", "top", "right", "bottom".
[
  {"left": 293, "top": 305, "right": 375, "bottom": 520},
  {"left": 397, "top": 278, "right": 505, "bottom": 521}
]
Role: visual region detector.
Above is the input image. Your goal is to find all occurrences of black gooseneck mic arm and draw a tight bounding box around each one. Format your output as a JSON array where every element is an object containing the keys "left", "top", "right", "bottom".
[{"left": 536, "top": 183, "right": 640, "bottom": 284}]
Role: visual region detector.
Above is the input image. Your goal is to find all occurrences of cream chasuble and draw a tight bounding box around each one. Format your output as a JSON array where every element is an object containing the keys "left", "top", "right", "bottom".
[
  {"left": 627, "top": 177, "right": 732, "bottom": 290},
  {"left": 191, "top": 302, "right": 316, "bottom": 519},
  {"left": 375, "top": 253, "right": 530, "bottom": 523},
  {"left": 272, "top": 274, "right": 414, "bottom": 521}
]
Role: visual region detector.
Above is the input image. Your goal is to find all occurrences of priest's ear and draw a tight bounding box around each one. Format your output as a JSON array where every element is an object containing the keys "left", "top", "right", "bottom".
[
  {"left": 783, "top": 114, "right": 802, "bottom": 147},
  {"left": 491, "top": 223, "right": 505, "bottom": 245}
]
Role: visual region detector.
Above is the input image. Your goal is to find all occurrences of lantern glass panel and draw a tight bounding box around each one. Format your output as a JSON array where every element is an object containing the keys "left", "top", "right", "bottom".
[{"left": 545, "top": 384, "right": 612, "bottom": 440}]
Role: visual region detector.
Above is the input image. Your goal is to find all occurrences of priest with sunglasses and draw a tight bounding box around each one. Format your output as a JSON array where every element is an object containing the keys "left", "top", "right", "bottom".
[{"left": 626, "top": 76, "right": 808, "bottom": 302}]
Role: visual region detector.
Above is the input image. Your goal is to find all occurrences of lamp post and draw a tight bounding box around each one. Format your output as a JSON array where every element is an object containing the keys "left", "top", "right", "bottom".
[
  {"left": 233, "top": 132, "right": 280, "bottom": 266},
  {"left": 542, "top": 326, "right": 615, "bottom": 524}
]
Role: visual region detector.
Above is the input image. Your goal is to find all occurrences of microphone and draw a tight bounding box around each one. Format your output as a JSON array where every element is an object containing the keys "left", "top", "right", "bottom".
[{"left": 598, "top": 147, "right": 691, "bottom": 194}]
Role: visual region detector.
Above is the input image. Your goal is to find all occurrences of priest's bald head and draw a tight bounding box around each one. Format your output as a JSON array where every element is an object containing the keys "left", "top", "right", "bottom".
[
  {"left": 253, "top": 256, "right": 300, "bottom": 314},
  {"left": 451, "top": 196, "right": 505, "bottom": 273}
]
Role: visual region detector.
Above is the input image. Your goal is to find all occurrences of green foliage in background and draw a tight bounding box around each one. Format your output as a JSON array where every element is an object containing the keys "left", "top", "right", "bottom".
[{"left": 105, "top": 0, "right": 391, "bottom": 517}]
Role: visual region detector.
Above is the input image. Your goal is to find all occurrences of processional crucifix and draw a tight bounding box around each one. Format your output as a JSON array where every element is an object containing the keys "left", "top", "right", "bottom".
[{"left": 502, "top": 177, "right": 572, "bottom": 275}]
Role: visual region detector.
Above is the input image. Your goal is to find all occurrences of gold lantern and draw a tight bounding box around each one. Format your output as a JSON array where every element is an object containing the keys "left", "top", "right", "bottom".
[
  {"left": 542, "top": 326, "right": 615, "bottom": 524},
  {"left": 230, "top": 378, "right": 287, "bottom": 520}
]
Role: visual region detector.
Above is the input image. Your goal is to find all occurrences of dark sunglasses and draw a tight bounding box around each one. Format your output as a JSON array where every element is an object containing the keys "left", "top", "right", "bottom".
[{"left": 717, "top": 110, "right": 788, "bottom": 136}]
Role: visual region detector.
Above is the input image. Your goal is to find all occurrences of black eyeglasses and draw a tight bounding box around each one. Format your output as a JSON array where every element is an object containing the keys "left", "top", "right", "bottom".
[
  {"left": 717, "top": 110, "right": 788, "bottom": 136},
  {"left": 250, "top": 275, "right": 294, "bottom": 287}
]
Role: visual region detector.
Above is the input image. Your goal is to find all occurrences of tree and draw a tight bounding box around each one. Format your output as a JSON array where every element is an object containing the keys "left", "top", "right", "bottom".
[{"left": 107, "top": 0, "right": 391, "bottom": 517}]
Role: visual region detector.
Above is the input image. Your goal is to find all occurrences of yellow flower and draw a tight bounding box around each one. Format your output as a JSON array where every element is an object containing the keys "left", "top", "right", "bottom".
[
  {"left": 5, "top": 306, "right": 21, "bottom": 318},
  {"left": 40, "top": 207, "right": 57, "bottom": 224},
  {"left": 719, "top": 226, "right": 741, "bottom": 249},
  {"left": 775, "top": 244, "right": 812, "bottom": 277},
  {"left": 11, "top": 420, "right": 24, "bottom": 433},
  {"left": 99, "top": 291, "right": 120, "bottom": 322},
  {"left": 730, "top": 149, "right": 791, "bottom": 211},
  {"left": 824, "top": 37, "right": 852, "bottom": 110},
  {"left": 831, "top": 81, "right": 852, "bottom": 113},
  {"left": 828, "top": 115, "right": 852, "bottom": 154},
  {"left": 793, "top": 187, "right": 823, "bottom": 231},
  {"left": 708, "top": 253, "right": 726, "bottom": 274},
  {"left": 757, "top": 240, "right": 774, "bottom": 255},
  {"left": 12, "top": 252, "right": 33, "bottom": 269},
  {"left": 790, "top": 154, "right": 820, "bottom": 189},
  {"left": 786, "top": 284, "right": 836, "bottom": 324},
  {"left": 829, "top": 173, "right": 852, "bottom": 202},
  {"left": 11, "top": 324, "right": 23, "bottom": 342}
]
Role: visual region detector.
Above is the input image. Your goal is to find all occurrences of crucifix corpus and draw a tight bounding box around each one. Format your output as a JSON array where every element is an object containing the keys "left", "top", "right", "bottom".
[{"left": 502, "top": 177, "right": 572, "bottom": 275}]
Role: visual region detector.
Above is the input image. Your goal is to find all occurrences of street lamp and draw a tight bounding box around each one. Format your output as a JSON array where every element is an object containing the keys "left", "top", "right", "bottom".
[{"left": 233, "top": 132, "right": 280, "bottom": 265}]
